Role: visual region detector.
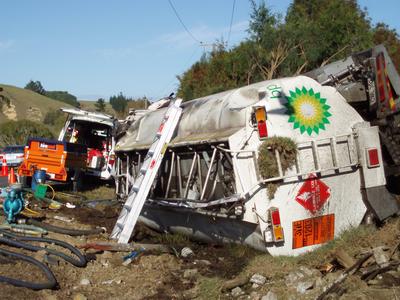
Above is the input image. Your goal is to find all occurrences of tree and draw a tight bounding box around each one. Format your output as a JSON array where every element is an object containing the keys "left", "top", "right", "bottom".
[
  {"left": 24, "top": 80, "right": 79, "bottom": 107},
  {"left": 373, "top": 23, "right": 400, "bottom": 72},
  {"left": 95, "top": 98, "right": 106, "bottom": 112},
  {"left": 45, "top": 91, "right": 79, "bottom": 107},
  {"left": 25, "top": 80, "right": 45, "bottom": 95},
  {"left": 109, "top": 92, "right": 128, "bottom": 114},
  {"left": 0, "top": 120, "right": 53, "bottom": 147},
  {"left": 177, "top": 0, "right": 380, "bottom": 100}
]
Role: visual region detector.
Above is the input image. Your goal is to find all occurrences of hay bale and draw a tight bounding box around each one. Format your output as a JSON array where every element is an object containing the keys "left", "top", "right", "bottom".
[{"left": 258, "top": 137, "right": 297, "bottom": 198}]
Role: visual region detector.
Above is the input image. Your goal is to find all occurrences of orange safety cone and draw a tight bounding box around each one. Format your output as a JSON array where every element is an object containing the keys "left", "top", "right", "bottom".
[
  {"left": 1, "top": 158, "right": 8, "bottom": 176},
  {"left": 8, "top": 167, "right": 16, "bottom": 184}
]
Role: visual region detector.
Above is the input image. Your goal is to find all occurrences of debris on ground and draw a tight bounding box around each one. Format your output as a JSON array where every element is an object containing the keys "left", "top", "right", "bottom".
[{"left": 1, "top": 185, "right": 400, "bottom": 299}]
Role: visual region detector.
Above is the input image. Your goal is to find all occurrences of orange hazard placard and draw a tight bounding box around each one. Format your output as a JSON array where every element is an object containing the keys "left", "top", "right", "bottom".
[{"left": 292, "top": 214, "right": 335, "bottom": 249}]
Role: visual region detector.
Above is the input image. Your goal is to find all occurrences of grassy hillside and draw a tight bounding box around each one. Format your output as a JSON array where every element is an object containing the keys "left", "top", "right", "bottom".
[
  {"left": 80, "top": 100, "right": 149, "bottom": 119},
  {"left": 0, "top": 83, "right": 74, "bottom": 124},
  {"left": 79, "top": 100, "right": 116, "bottom": 116}
]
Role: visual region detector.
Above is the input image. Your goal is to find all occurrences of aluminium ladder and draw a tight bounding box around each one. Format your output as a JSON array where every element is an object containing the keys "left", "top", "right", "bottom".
[{"left": 110, "top": 99, "right": 183, "bottom": 243}]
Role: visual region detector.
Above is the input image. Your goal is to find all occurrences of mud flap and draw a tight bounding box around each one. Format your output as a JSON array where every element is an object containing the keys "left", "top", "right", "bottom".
[
  {"left": 355, "top": 123, "right": 399, "bottom": 221},
  {"left": 363, "top": 186, "right": 399, "bottom": 221}
]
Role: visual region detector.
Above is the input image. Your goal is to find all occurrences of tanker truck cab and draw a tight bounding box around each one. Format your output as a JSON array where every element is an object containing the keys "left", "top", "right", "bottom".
[
  {"left": 114, "top": 75, "right": 399, "bottom": 256},
  {"left": 58, "top": 108, "right": 116, "bottom": 180}
]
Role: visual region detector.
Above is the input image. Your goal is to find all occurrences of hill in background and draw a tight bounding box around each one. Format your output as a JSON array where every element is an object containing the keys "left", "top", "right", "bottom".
[
  {"left": 0, "top": 83, "right": 73, "bottom": 124},
  {"left": 79, "top": 100, "right": 116, "bottom": 116}
]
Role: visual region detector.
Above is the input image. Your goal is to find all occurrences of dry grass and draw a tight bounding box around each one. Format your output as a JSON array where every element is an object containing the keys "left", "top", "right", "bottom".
[
  {"left": 0, "top": 84, "right": 73, "bottom": 124},
  {"left": 197, "top": 219, "right": 400, "bottom": 299},
  {"left": 79, "top": 185, "right": 116, "bottom": 200}
]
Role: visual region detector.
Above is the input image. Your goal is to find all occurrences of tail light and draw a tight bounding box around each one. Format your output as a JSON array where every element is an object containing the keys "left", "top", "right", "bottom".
[
  {"left": 254, "top": 106, "right": 268, "bottom": 139},
  {"left": 366, "top": 147, "right": 380, "bottom": 168},
  {"left": 109, "top": 154, "right": 115, "bottom": 165},
  {"left": 55, "top": 174, "right": 63, "bottom": 180},
  {"left": 270, "top": 207, "right": 284, "bottom": 242}
]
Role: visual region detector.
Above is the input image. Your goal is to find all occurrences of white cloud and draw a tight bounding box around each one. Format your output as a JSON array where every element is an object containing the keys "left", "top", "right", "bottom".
[
  {"left": 0, "top": 40, "right": 15, "bottom": 50},
  {"left": 157, "top": 20, "right": 249, "bottom": 49}
]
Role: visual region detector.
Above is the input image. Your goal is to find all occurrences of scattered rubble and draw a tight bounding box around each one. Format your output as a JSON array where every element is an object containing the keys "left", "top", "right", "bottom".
[
  {"left": 231, "top": 286, "right": 245, "bottom": 297},
  {"left": 79, "top": 278, "right": 91, "bottom": 286},
  {"left": 261, "top": 291, "right": 278, "bottom": 300},
  {"left": 250, "top": 273, "right": 267, "bottom": 285},
  {"left": 181, "top": 247, "right": 194, "bottom": 258}
]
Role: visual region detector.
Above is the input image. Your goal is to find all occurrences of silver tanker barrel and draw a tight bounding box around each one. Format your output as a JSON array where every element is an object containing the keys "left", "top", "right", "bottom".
[{"left": 113, "top": 74, "right": 395, "bottom": 256}]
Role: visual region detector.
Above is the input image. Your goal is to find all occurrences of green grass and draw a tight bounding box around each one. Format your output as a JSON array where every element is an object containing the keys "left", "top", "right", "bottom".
[{"left": 197, "top": 277, "right": 224, "bottom": 300}]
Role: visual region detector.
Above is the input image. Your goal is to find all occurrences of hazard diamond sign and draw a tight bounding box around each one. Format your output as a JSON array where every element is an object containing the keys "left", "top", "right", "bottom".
[{"left": 295, "top": 174, "right": 331, "bottom": 214}]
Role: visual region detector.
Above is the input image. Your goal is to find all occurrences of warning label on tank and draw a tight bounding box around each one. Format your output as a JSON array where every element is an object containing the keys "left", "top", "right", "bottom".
[
  {"left": 292, "top": 214, "right": 335, "bottom": 249},
  {"left": 295, "top": 174, "right": 330, "bottom": 214}
]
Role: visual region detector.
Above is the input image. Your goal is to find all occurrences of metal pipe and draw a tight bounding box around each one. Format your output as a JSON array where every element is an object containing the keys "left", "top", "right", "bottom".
[
  {"left": 184, "top": 153, "right": 197, "bottom": 198},
  {"left": 126, "top": 155, "right": 130, "bottom": 195},
  {"left": 200, "top": 148, "right": 217, "bottom": 200},
  {"left": 115, "top": 157, "right": 120, "bottom": 194},
  {"left": 208, "top": 171, "right": 218, "bottom": 200},
  {"left": 177, "top": 155, "right": 183, "bottom": 198},
  {"left": 164, "top": 152, "right": 175, "bottom": 198},
  {"left": 216, "top": 146, "right": 256, "bottom": 154},
  {"left": 138, "top": 153, "right": 142, "bottom": 173},
  {"left": 197, "top": 153, "right": 203, "bottom": 191}
]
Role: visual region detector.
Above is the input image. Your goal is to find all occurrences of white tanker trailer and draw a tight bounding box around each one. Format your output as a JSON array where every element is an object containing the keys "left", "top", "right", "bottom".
[{"left": 113, "top": 54, "right": 399, "bottom": 256}]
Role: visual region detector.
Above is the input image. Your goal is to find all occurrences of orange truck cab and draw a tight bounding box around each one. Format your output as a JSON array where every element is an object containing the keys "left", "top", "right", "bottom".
[{"left": 18, "top": 138, "right": 87, "bottom": 182}]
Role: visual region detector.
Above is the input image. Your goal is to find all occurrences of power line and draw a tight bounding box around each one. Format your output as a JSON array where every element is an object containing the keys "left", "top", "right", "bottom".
[
  {"left": 167, "top": 0, "right": 201, "bottom": 44},
  {"left": 154, "top": 46, "right": 200, "bottom": 100},
  {"left": 227, "top": 0, "right": 236, "bottom": 47}
]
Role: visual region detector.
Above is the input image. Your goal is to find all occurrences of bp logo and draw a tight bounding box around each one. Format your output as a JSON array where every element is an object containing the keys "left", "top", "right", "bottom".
[{"left": 285, "top": 87, "right": 331, "bottom": 135}]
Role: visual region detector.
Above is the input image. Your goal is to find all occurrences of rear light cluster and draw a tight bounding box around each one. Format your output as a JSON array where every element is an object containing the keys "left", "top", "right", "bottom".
[
  {"left": 366, "top": 147, "right": 380, "bottom": 168},
  {"left": 269, "top": 207, "right": 284, "bottom": 242},
  {"left": 254, "top": 106, "right": 268, "bottom": 139},
  {"left": 264, "top": 207, "right": 284, "bottom": 243}
]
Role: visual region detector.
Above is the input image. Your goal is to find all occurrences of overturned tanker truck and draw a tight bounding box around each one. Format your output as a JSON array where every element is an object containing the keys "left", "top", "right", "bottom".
[{"left": 112, "top": 45, "right": 400, "bottom": 256}]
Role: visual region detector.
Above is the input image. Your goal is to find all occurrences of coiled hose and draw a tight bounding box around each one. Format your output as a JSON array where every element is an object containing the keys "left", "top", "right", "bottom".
[
  {"left": 0, "top": 248, "right": 57, "bottom": 290},
  {"left": 27, "top": 219, "right": 105, "bottom": 236},
  {"left": 0, "top": 229, "right": 86, "bottom": 267}
]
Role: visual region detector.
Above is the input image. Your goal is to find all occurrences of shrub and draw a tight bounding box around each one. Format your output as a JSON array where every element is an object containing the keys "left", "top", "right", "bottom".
[
  {"left": 258, "top": 137, "right": 297, "bottom": 198},
  {"left": 0, "top": 120, "right": 54, "bottom": 147}
]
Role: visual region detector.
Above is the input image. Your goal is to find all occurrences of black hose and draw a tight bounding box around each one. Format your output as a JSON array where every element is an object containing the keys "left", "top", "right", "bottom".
[
  {"left": 0, "top": 230, "right": 86, "bottom": 267},
  {"left": 27, "top": 219, "right": 105, "bottom": 236},
  {"left": 0, "top": 247, "right": 57, "bottom": 290}
]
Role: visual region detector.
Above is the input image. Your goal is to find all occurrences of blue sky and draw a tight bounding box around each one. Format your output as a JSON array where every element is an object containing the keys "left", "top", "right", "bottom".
[{"left": 1, "top": 0, "right": 399, "bottom": 101}]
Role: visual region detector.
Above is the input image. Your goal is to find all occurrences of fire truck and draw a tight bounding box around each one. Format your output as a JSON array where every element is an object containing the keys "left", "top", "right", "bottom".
[{"left": 112, "top": 45, "right": 399, "bottom": 255}]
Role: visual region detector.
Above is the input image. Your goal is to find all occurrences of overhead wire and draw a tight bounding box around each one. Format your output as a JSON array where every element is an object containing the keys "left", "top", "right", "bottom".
[
  {"left": 167, "top": 0, "right": 202, "bottom": 45},
  {"left": 154, "top": 46, "right": 200, "bottom": 99},
  {"left": 227, "top": 0, "right": 237, "bottom": 47}
]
